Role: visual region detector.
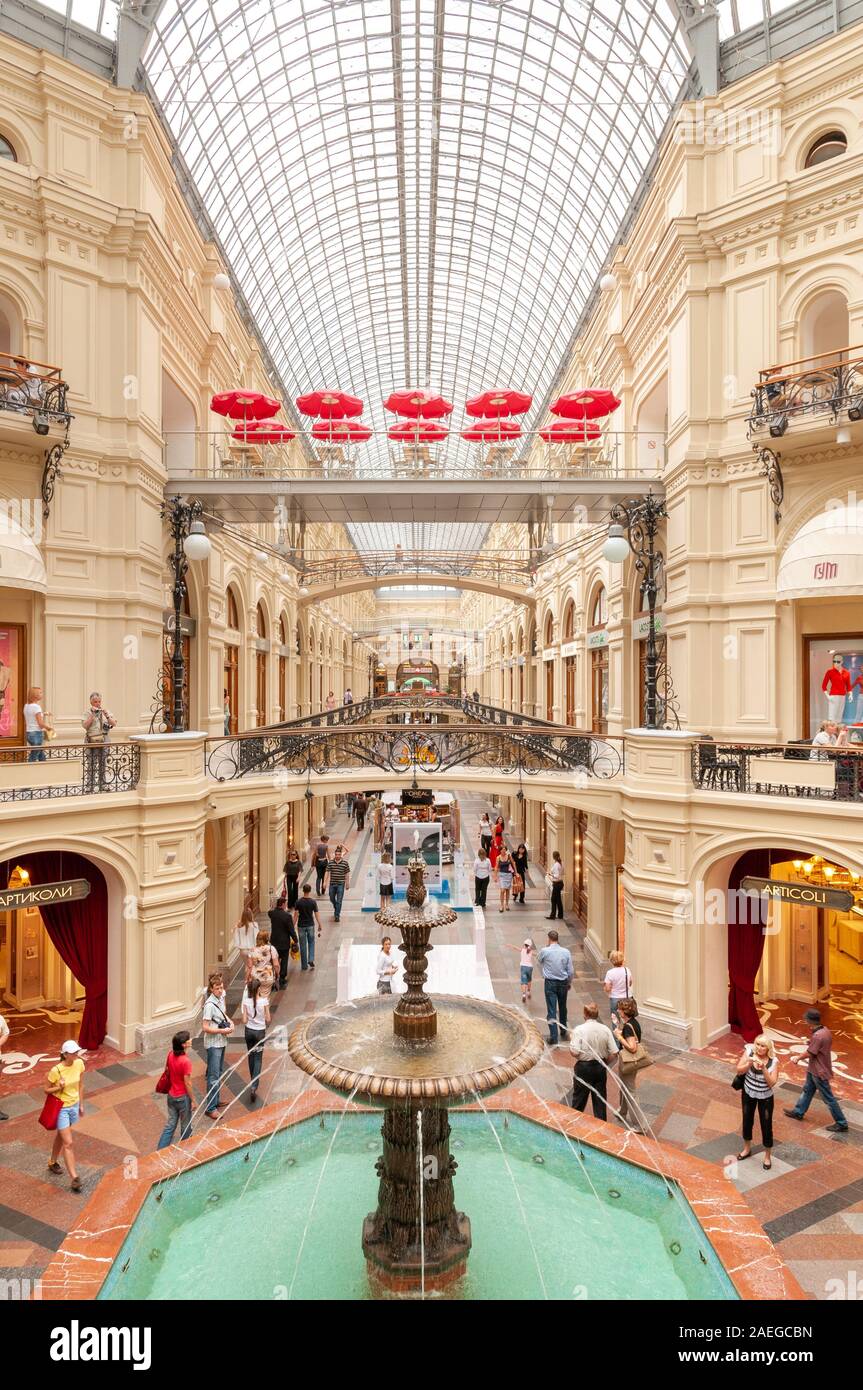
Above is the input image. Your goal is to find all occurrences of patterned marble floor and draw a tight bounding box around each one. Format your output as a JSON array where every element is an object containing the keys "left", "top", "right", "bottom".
[{"left": 1, "top": 790, "right": 862, "bottom": 1301}]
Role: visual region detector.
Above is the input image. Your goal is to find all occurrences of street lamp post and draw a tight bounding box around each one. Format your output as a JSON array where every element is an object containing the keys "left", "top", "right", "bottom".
[
  {"left": 602, "top": 492, "right": 667, "bottom": 730},
  {"left": 162, "top": 497, "right": 211, "bottom": 733}
]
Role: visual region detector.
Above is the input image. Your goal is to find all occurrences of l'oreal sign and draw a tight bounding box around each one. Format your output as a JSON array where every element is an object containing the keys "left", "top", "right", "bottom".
[
  {"left": 586, "top": 630, "right": 609, "bottom": 649},
  {"left": 632, "top": 613, "right": 664, "bottom": 641}
]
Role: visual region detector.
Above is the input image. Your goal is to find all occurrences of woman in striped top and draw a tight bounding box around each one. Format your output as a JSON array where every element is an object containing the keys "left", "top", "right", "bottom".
[{"left": 735, "top": 1034, "right": 779, "bottom": 1169}]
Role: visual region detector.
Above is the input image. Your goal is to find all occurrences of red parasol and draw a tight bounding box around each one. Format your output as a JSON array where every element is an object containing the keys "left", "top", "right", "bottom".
[
  {"left": 549, "top": 389, "right": 621, "bottom": 420},
  {"left": 384, "top": 389, "right": 453, "bottom": 420},
  {"left": 232, "top": 421, "right": 295, "bottom": 444},
  {"left": 295, "top": 390, "right": 363, "bottom": 419},
  {"left": 465, "top": 389, "right": 532, "bottom": 418},
  {"left": 539, "top": 419, "right": 602, "bottom": 443},
  {"left": 311, "top": 419, "right": 372, "bottom": 442},
  {"left": 387, "top": 421, "right": 449, "bottom": 443},
  {"left": 461, "top": 418, "right": 522, "bottom": 442},
  {"left": 211, "top": 390, "right": 281, "bottom": 422}
]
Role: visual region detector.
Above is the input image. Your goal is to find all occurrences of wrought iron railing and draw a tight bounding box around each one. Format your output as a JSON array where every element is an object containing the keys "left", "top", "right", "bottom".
[
  {"left": 748, "top": 345, "right": 863, "bottom": 436},
  {"left": 0, "top": 741, "right": 141, "bottom": 800},
  {"left": 0, "top": 350, "right": 70, "bottom": 425},
  {"left": 204, "top": 723, "right": 625, "bottom": 782},
  {"left": 691, "top": 739, "right": 863, "bottom": 802},
  {"left": 461, "top": 697, "right": 559, "bottom": 729}
]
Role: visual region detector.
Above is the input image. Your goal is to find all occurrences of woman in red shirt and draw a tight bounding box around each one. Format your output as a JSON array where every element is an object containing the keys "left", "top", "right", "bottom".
[
  {"left": 489, "top": 832, "right": 504, "bottom": 870},
  {"left": 156, "top": 1031, "right": 196, "bottom": 1149}
]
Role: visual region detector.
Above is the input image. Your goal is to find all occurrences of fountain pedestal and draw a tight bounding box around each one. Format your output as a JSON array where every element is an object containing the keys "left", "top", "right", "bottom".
[{"left": 362, "top": 1105, "right": 471, "bottom": 1294}]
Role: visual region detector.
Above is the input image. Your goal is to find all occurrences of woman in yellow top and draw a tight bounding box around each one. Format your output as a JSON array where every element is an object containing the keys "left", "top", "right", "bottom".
[{"left": 44, "top": 1039, "right": 86, "bottom": 1192}]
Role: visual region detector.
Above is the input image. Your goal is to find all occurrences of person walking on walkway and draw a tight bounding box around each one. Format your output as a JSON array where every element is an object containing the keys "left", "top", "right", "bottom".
[
  {"left": 520, "top": 938, "right": 536, "bottom": 1005},
  {"left": 539, "top": 929, "right": 573, "bottom": 1045},
  {"left": 242, "top": 978, "right": 270, "bottom": 1103},
  {"left": 613, "top": 999, "right": 644, "bottom": 1131},
  {"left": 202, "top": 974, "right": 233, "bottom": 1118},
  {"left": 496, "top": 846, "right": 514, "bottom": 912},
  {"left": 736, "top": 1033, "right": 778, "bottom": 1168},
  {"left": 570, "top": 1003, "right": 617, "bottom": 1119},
  {"left": 478, "top": 812, "right": 492, "bottom": 853},
  {"left": 512, "top": 843, "right": 529, "bottom": 903},
  {"left": 603, "top": 950, "right": 632, "bottom": 1029},
  {"left": 376, "top": 937, "right": 398, "bottom": 994},
  {"left": 326, "top": 844, "right": 350, "bottom": 922},
  {"left": 377, "top": 852, "right": 394, "bottom": 905},
  {"left": 283, "top": 847, "right": 303, "bottom": 909},
  {"left": 44, "top": 1040, "right": 86, "bottom": 1191},
  {"left": 294, "top": 884, "right": 321, "bottom": 970},
  {"left": 354, "top": 793, "right": 367, "bottom": 831},
  {"left": 313, "top": 834, "right": 330, "bottom": 894},
  {"left": 343, "top": 687, "right": 353, "bottom": 705},
  {"left": 473, "top": 847, "right": 491, "bottom": 907},
  {"left": 546, "top": 849, "right": 564, "bottom": 920},
  {"left": 325, "top": 691, "right": 337, "bottom": 712},
  {"left": 268, "top": 896, "right": 298, "bottom": 990},
  {"left": 245, "top": 929, "right": 279, "bottom": 999},
  {"left": 784, "top": 1008, "right": 848, "bottom": 1132},
  {"left": 156, "top": 1031, "right": 196, "bottom": 1149}
]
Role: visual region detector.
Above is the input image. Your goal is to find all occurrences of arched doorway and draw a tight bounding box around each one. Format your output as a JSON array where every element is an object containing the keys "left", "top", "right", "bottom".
[
  {"left": 278, "top": 615, "right": 287, "bottom": 722},
  {"left": 543, "top": 613, "right": 555, "bottom": 721},
  {"left": 562, "top": 600, "right": 576, "bottom": 724},
  {"left": 224, "top": 587, "right": 241, "bottom": 734},
  {"left": 588, "top": 585, "right": 608, "bottom": 734},
  {"left": 162, "top": 372, "right": 198, "bottom": 473},
  {"left": 255, "top": 602, "right": 268, "bottom": 727},
  {"left": 0, "top": 851, "right": 109, "bottom": 1048}
]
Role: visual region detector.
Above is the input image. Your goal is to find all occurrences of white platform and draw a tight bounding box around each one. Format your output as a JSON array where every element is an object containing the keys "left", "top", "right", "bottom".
[{"left": 337, "top": 907, "right": 495, "bottom": 1003}]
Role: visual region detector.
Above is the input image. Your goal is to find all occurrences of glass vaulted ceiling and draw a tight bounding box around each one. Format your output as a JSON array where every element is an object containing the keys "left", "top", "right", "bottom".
[{"left": 145, "top": 1, "right": 691, "bottom": 483}]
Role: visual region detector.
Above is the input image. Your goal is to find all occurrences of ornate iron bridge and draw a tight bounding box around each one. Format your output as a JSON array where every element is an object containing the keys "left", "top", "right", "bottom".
[
  {"left": 204, "top": 723, "right": 624, "bottom": 783},
  {"left": 0, "top": 742, "right": 141, "bottom": 801}
]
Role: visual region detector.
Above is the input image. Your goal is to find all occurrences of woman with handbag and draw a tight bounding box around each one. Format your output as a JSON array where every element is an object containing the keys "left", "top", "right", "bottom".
[
  {"left": 613, "top": 999, "right": 649, "bottom": 1132},
  {"left": 156, "top": 1031, "right": 196, "bottom": 1148},
  {"left": 245, "top": 929, "right": 279, "bottom": 999},
  {"left": 735, "top": 1034, "right": 778, "bottom": 1169},
  {"left": 511, "top": 843, "right": 529, "bottom": 903},
  {"left": 496, "top": 847, "right": 514, "bottom": 912},
  {"left": 43, "top": 1039, "right": 85, "bottom": 1191}
]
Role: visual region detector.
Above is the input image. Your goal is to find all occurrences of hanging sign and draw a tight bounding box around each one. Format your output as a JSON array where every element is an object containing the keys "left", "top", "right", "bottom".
[
  {"left": 740, "top": 876, "right": 853, "bottom": 912},
  {"left": 0, "top": 878, "right": 91, "bottom": 912},
  {"left": 586, "top": 630, "right": 609, "bottom": 650},
  {"left": 632, "top": 613, "right": 664, "bottom": 640}
]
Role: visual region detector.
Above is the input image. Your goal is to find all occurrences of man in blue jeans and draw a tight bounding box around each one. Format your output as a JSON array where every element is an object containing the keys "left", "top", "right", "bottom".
[
  {"left": 201, "top": 976, "right": 233, "bottom": 1118},
  {"left": 293, "top": 885, "right": 321, "bottom": 970},
  {"left": 784, "top": 1008, "right": 848, "bottom": 1131},
  {"left": 326, "top": 844, "right": 350, "bottom": 923},
  {"left": 538, "top": 929, "right": 573, "bottom": 1045}
]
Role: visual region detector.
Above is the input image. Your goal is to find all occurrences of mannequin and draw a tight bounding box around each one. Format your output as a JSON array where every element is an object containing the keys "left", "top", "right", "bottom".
[{"left": 822, "top": 655, "right": 851, "bottom": 722}]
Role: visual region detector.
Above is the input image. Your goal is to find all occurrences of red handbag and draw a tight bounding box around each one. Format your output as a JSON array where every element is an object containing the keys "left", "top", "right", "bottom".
[
  {"left": 38, "top": 1094, "right": 63, "bottom": 1131},
  {"left": 154, "top": 1054, "right": 171, "bottom": 1095}
]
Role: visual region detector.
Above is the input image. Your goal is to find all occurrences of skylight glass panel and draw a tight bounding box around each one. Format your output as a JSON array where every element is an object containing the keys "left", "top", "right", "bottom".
[{"left": 145, "top": 0, "right": 690, "bottom": 511}]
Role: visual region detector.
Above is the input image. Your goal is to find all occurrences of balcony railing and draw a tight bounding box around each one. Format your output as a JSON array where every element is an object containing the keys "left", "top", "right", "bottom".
[
  {"left": 691, "top": 739, "right": 863, "bottom": 802},
  {"left": 0, "top": 350, "right": 70, "bottom": 429},
  {"left": 163, "top": 428, "right": 666, "bottom": 484},
  {"left": 0, "top": 741, "right": 141, "bottom": 801},
  {"left": 204, "top": 723, "right": 625, "bottom": 782},
  {"left": 749, "top": 345, "right": 863, "bottom": 437}
]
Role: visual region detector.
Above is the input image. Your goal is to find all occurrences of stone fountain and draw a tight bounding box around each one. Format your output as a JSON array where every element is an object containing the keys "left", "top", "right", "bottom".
[{"left": 288, "top": 836, "right": 543, "bottom": 1294}]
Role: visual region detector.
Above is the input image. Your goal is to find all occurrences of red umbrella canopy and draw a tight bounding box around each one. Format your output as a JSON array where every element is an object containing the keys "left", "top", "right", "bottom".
[
  {"left": 549, "top": 389, "right": 621, "bottom": 420},
  {"left": 384, "top": 389, "right": 453, "bottom": 420},
  {"left": 232, "top": 421, "right": 295, "bottom": 444},
  {"left": 539, "top": 419, "right": 602, "bottom": 443},
  {"left": 465, "top": 389, "right": 532, "bottom": 418},
  {"left": 461, "top": 418, "right": 522, "bottom": 442},
  {"left": 311, "top": 419, "right": 372, "bottom": 442},
  {"left": 211, "top": 390, "right": 281, "bottom": 421},
  {"left": 387, "top": 421, "right": 449, "bottom": 442},
  {"left": 295, "top": 389, "right": 363, "bottom": 419}
]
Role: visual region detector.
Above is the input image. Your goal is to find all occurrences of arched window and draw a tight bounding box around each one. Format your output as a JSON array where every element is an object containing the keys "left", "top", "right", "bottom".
[
  {"left": 563, "top": 601, "right": 575, "bottom": 642},
  {"left": 162, "top": 372, "right": 197, "bottom": 473},
  {"left": 590, "top": 586, "right": 608, "bottom": 629},
  {"left": 543, "top": 612, "right": 554, "bottom": 647},
  {"left": 804, "top": 130, "right": 847, "bottom": 169},
  {"left": 277, "top": 616, "right": 287, "bottom": 722},
  {"left": 226, "top": 588, "right": 240, "bottom": 630},
  {"left": 0, "top": 135, "right": 16, "bottom": 162},
  {"left": 800, "top": 290, "right": 849, "bottom": 366},
  {"left": 255, "top": 603, "right": 268, "bottom": 727},
  {"left": 256, "top": 602, "right": 267, "bottom": 639},
  {"left": 0, "top": 290, "right": 21, "bottom": 355}
]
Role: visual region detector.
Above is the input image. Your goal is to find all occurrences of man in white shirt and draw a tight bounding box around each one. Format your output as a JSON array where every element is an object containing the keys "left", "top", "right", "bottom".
[
  {"left": 810, "top": 721, "right": 837, "bottom": 761},
  {"left": 569, "top": 1002, "right": 617, "bottom": 1120},
  {"left": 0, "top": 1012, "right": 9, "bottom": 1120}
]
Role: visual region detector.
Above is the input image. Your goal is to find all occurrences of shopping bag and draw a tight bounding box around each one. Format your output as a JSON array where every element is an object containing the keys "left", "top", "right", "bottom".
[{"left": 38, "top": 1094, "right": 63, "bottom": 1130}]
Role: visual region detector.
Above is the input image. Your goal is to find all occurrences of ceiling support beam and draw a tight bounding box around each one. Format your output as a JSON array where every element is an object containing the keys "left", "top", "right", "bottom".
[{"left": 672, "top": 0, "right": 720, "bottom": 96}]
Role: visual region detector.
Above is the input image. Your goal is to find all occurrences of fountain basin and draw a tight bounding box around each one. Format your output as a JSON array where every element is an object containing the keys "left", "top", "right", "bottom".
[
  {"left": 40, "top": 1089, "right": 805, "bottom": 1302},
  {"left": 288, "top": 994, "right": 544, "bottom": 1102}
]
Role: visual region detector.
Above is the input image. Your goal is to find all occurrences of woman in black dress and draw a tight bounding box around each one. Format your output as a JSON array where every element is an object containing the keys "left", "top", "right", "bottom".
[
  {"left": 511, "top": 842, "right": 529, "bottom": 903},
  {"left": 283, "top": 848, "right": 303, "bottom": 909}
]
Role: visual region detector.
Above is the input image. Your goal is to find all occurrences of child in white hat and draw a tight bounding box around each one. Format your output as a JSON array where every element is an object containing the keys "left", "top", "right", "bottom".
[{"left": 44, "top": 1040, "right": 86, "bottom": 1192}]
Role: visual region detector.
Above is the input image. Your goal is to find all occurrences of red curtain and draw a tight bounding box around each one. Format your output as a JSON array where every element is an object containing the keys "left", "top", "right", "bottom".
[{"left": 8, "top": 851, "right": 108, "bottom": 1049}]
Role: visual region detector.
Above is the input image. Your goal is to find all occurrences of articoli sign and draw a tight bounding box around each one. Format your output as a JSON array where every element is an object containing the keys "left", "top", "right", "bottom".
[
  {"left": 740, "top": 876, "right": 854, "bottom": 913},
  {"left": 0, "top": 879, "right": 91, "bottom": 912}
]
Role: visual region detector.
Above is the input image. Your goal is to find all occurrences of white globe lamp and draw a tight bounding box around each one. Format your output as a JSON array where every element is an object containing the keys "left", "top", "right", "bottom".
[{"left": 602, "top": 524, "right": 630, "bottom": 564}]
